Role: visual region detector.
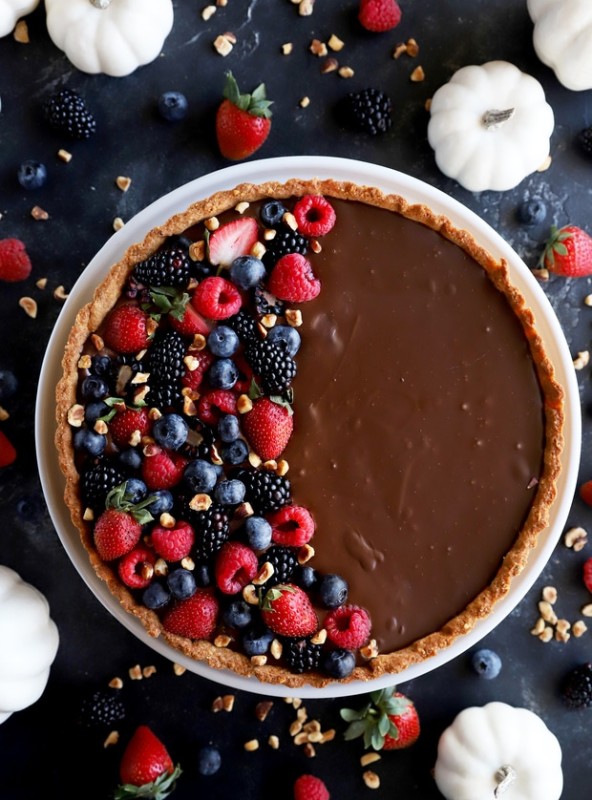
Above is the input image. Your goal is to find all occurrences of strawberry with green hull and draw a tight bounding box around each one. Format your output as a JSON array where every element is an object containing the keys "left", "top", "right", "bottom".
[
  {"left": 115, "top": 725, "right": 181, "bottom": 800},
  {"left": 215, "top": 72, "right": 272, "bottom": 161},
  {"left": 541, "top": 224, "right": 592, "bottom": 277},
  {"left": 340, "top": 687, "right": 420, "bottom": 750},
  {"left": 243, "top": 395, "right": 294, "bottom": 461}
]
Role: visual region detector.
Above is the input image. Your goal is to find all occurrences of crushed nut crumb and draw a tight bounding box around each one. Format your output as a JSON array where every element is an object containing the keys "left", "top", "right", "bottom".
[
  {"left": 142, "top": 665, "right": 157, "bottom": 678},
  {"left": 108, "top": 677, "right": 124, "bottom": 689},
  {"left": 410, "top": 65, "right": 425, "bottom": 82},
  {"left": 244, "top": 739, "right": 259, "bottom": 751},
  {"left": 328, "top": 33, "right": 344, "bottom": 51},
  {"left": 202, "top": 4, "right": 216, "bottom": 20},
  {"left": 116, "top": 176, "right": 132, "bottom": 192},
  {"left": 268, "top": 734, "right": 280, "bottom": 749},
  {"left": 57, "top": 148, "right": 72, "bottom": 163},
  {"left": 338, "top": 66, "right": 355, "bottom": 78},
  {"left": 103, "top": 731, "right": 119, "bottom": 748},
  {"left": 564, "top": 526, "right": 588, "bottom": 551},
  {"left": 573, "top": 350, "right": 590, "bottom": 370},
  {"left": 213, "top": 33, "right": 235, "bottom": 56},
  {"left": 18, "top": 297, "right": 37, "bottom": 318},
  {"left": 573, "top": 620, "right": 588, "bottom": 637},
  {"left": 282, "top": 42, "right": 293, "bottom": 55},
  {"left": 31, "top": 205, "right": 49, "bottom": 220},
  {"left": 13, "top": 20, "right": 29, "bottom": 43},
  {"left": 173, "top": 663, "right": 186, "bottom": 676},
  {"left": 128, "top": 664, "right": 143, "bottom": 680},
  {"left": 299, "top": 96, "right": 311, "bottom": 108},
  {"left": 542, "top": 586, "right": 558, "bottom": 604},
  {"left": 363, "top": 770, "right": 380, "bottom": 789},
  {"left": 113, "top": 217, "right": 125, "bottom": 231},
  {"left": 255, "top": 700, "right": 274, "bottom": 721},
  {"left": 361, "top": 753, "right": 381, "bottom": 767}
]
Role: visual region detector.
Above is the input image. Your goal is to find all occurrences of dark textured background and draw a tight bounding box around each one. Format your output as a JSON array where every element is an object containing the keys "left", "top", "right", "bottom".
[{"left": 1, "top": 1, "right": 592, "bottom": 798}]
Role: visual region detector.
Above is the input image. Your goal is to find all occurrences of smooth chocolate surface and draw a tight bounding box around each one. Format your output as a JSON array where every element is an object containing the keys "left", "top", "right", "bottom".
[{"left": 287, "top": 200, "right": 545, "bottom": 653}]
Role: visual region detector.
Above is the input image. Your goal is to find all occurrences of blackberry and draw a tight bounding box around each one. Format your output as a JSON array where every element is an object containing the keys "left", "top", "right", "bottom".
[
  {"left": 283, "top": 637, "right": 322, "bottom": 674},
  {"left": 133, "top": 247, "right": 193, "bottom": 288},
  {"left": 262, "top": 228, "right": 308, "bottom": 269},
  {"left": 254, "top": 285, "right": 285, "bottom": 316},
  {"left": 577, "top": 126, "right": 592, "bottom": 157},
  {"left": 80, "top": 461, "right": 126, "bottom": 512},
  {"left": 260, "top": 545, "right": 298, "bottom": 585},
  {"left": 109, "top": 353, "right": 144, "bottom": 395},
  {"left": 43, "top": 88, "right": 97, "bottom": 140},
  {"left": 226, "top": 309, "right": 260, "bottom": 343},
  {"left": 183, "top": 503, "right": 231, "bottom": 562},
  {"left": 561, "top": 663, "right": 592, "bottom": 708},
  {"left": 146, "top": 330, "right": 187, "bottom": 411},
  {"left": 339, "top": 88, "right": 392, "bottom": 136},
  {"left": 79, "top": 688, "right": 126, "bottom": 728},
  {"left": 245, "top": 339, "right": 296, "bottom": 395},
  {"left": 237, "top": 469, "right": 291, "bottom": 514}
]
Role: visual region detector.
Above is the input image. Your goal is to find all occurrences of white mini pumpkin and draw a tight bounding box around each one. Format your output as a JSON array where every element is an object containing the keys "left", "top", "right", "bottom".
[
  {"left": 45, "top": 0, "right": 174, "bottom": 78},
  {"left": 528, "top": 0, "right": 592, "bottom": 91},
  {"left": 0, "top": 565, "right": 59, "bottom": 724},
  {"left": 0, "top": 0, "right": 38, "bottom": 38},
  {"left": 427, "top": 61, "right": 554, "bottom": 192},
  {"left": 434, "top": 702, "right": 563, "bottom": 800}
]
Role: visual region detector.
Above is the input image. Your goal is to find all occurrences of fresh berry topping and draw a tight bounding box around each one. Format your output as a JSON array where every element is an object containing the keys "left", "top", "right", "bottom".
[
  {"left": 157, "top": 91, "right": 188, "bottom": 122},
  {"left": 0, "top": 239, "right": 32, "bottom": 282},
  {"left": 215, "top": 541, "right": 258, "bottom": 594},
  {"left": 541, "top": 224, "right": 592, "bottom": 277},
  {"left": 293, "top": 774, "right": 330, "bottom": 800},
  {"left": 169, "top": 301, "right": 212, "bottom": 338},
  {"left": 584, "top": 557, "right": 592, "bottom": 593},
  {"left": 134, "top": 247, "right": 193, "bottom": 288},
  {"left": 293, "top": 196, "right": 336, "bottom": 238},
  {"left": 17, "top": 159, "right": 47, "bottom": 189},
  {"left": 561, "top": 663, "right": 592, "bottom": 708},
  {"left": 79, "top": 688, "right": 126, "bottom": 729},
  {"left": 141, "top": 450, "right": 187, "bottom": 491},
  {"left": 325, "top": 605, "right": 371, "bottom": 649},
  {"left": 143, "top": 581, "right": 171, "bottom": 610},
  {"left": 151, "top": 521, "right": 195, "bottom": 562},
  {"left": 0, "top": 431, "right": 16, "bottom": 467},
  {"left": 93, "top": 509, "right": 143, "bottom": 561},
  {"left": 80, "top": 461, "right": 126, "bottom": 512},
  {"left": 73, "top": 427, "right": 106, "bottom": 456},
  {"left": 167, "top": 568, "right": 197, "bottom": 600},
  {"left": 192, "top": 276, "right": 242, "bottom": 319},
  {"left": 215, "top": 71, "right": 272, "bottom": 161},
  {"left": 103, "top": 304, "right": 150, "bottom": 354},
  {"left": 261, "top": 584, "right": 318, "bottom": 637},
  {"left": 242, "top": 624, "right": 274, "bottom": 656},
  {"left": 118, "top": 546, "right": 156, "bottom": 589},
  {"left": 260, "top": 544, "right": 298, "bottom": 585},
  {"left": 284, "top": 638, "right": 323, "bottom": 674},
  {"left": 222, "top": 598, "right": 253, "bottom": 629},
  {"left": 268, "top": 505, "right": 315, "bottom": 547},
  {"left": 207, "top": 218, "right": 260, "bottom": 269},
  {"left": 358, "top": 0, "right": 402, "bottom": 32},
  {"left": 183, "top": 458, "right": 218, "bottom": 493},
  {"left": 245, "top": 339, "right": 297, "bottom": 395},
  {"left": 516, "top": 198, "right": 547, "bottom": 226},
  {"left": 117, "top": 725, "right": 180, "bottom": 798},
  {"left": 260, "top": 200, "right": 287, "bottom": 227},
  {"left": 109, "top": 407, "right": 151, "bottom": 448},
  {"left": 267, "top": 325, "right": 301, "bottom": 357},
  {"left": 207, "top": 325, "right": 240, "bottom": 358},
  {"left": 152, "top": 413, "right": 189, "bottom": 450},
  {"left": 214, "top": 477, "right": 246, "bottom": 506},
  {"left": 268, "top": 253, "right": 321, "bottom": 303},
  {"left": 43, "top": 88, "right": 97, "bottom": 140},
  {"left": 323, "top": 648, "right": 356, "bottom": 679},
  {"left": 318, "top": 573, "right": 349, "bottom": 608},
  {"left": 197, "top": 389, "right": 237, "bottom": 425},
  {"left": 341, "top": 688, "right": 420, "bottom": 749},
  {"left": 145, "top": 330, "right": 187, "bottom": 411},
  {"left": 243, "top": 397, "right": 294, "bottom": 460},
  {"left": 262, "top": 228, "right": 308, "bottom": 269},
  {"left": 244, "top": 516, "right": 273, "bottom": 550},
  {"left": 238, "top": 469, "right": 292, "bottom": 513},
  {"left": 226, "top": 309, "right": 260, "bottom": 343},
  {"left": 196, "top": 745, "right": 222, "bottom": 776},
  {"left": 187, "top": 504, "right": 231, "bottom": 562},
  {"left": 339, "top": 88, "right": 393, "bottom": 135},
  {"left": 230, "top": 254, "right": 266, "bottom": 290},
  {"left": 470, "top": 648, "right": 502, "bottom": 679},
  {"left": 182, "top": 350, "right": 215, "bottom": 392},
  {"left": 161, "top": 588, "right": 219, "bottom": 638},
  {"left": 208, "top": 357, "right": 239, "bottom": 390}
]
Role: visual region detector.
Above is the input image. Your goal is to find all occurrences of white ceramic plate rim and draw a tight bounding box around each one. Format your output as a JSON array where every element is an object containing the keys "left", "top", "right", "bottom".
[{"left": 36, "top": 156, "right": 581, "bottom": 698}]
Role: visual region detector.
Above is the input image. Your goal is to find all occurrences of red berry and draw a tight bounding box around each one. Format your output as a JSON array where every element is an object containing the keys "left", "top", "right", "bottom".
[
  {"left": 294, "top": 775, "right": 330, "bottom": 800},
  {"left": 207, "top": 216, "right": 260, "bottom": 267},
  {"left": 580, "top": 479, "right": 592, "bottom": 506},
  {"left": 169, "top": 301, "right": 212, "bottom": 337},
  {"left": 383, "top": 693, "right": 420, "bottom": 750},
  {"left": 0, "top": 238, "right": 32, "bottom": 282},
  {"left": 293, "top": 196, "right": 336, "bottom": 238},
  {"left": 192, "top": 276, "right": 242, "bottom": 320},
  {"left": 358, "top": 0, "right": 402, "bottom": 32},
  {"left": 182, "top": 350, "right": 215, "bottom": 392},
  {"left": 324, "top": 605, "right": 371, "bottom": 649},
  {"left": 161, "top": 588, "right": 219, "bottom": 639},
  {"left": 197, "top": 389, "right": 237, "bottom": 426},
  {"left": 141, "top": 450, "right": 187, "bottom": 491},
  {"left": 215, "top": 72, "right": 272, "bottom": 161},
  {"left": 118, "top": 547, "right": 156, "bottom": 589},
  {"left": 584, "top": 558, "right": 592, "bottom": 594},
  {"left": 242, "top": 397, "right": 293, "bottom": 460},
  {"left": 118, "top": 725, "right": 176, "bottom": 788},
  {"left": 542, "top": 225, "right": 592, "bottom": 277},
  {"left": 103, "top": 303, "right": 150, "bottom": 353},
  {"left": 151, "top": 521, "right": 195, "bottom": 562},
  {"left": 268, "top": 253, "right": 321, "bottom": 303},
  {"left": 261, "top": 584, "right": 318, "bottom": 637},
  {"left": 268, "top": 505, "right": 315, "bottom": 547},
  {"left": 0, "top": 430, "right": 17, "bottom": 467},
  {"left": 109, "top": 407, "right": 151, "bottom": 448},
  {"left": 93, "top": 509, "right": 142, "bottom": 561},
  {"left": 215, "top": 541, "right": 258, "bottom": 594}
]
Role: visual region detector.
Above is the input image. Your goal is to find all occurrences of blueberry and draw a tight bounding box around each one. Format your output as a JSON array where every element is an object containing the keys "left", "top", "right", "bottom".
[
  {"left": 147, "top": 489, "right": 174, "bottom": 515},
  {"left": 81, "top": 375, "right": 109, "bottom": 400},
  {"left": 16, "top": 495, "right": 45, "bottom": 524},
  {"left": 85, "top": 401, "right": 109, "bottom": 425},
  {"left": 118, "top": 448, "right": 142, "bottom": 470},
  {"left": 207, "top": 326, "right": 239, "bottom": 358},
  {"left": 322, "top": 648, "right": 356, "bottom": 679},
  {"left": 197, "top": 745, "right": 222, "bottom": 776},
  {"left": 157, "top": 91, "right": 188, "bottom": 122},
  {"left": 294, "top": 564, "right": 318, "bottom": 590},
  {"left": 260, "top": 201, "right": 287, "bottom": 227},
  {"left": 244, "top": 516, "right": 272, "bottom": 550},
  {"left": 267, "top": 325, "right": 301, "bottom": 357},
  {"left": 516, "top": 198, "right": 547, "bottom": 226},
  {"left": 0, "top": 369, "right": 18, "bottom": 402},
  {"left": 91, "top": 354, "right": 112, "bottom": 376},
  {"left": 229, "top": 255, "right": 266, "bottom": 290},
  {"left": 17, "top": 160, "right": 47, "bottom": 189},
  {"left": 223, "top": 599, "right": 252, "bottom": 629},
  {"left": 123, "top": 478, "right": 148, "bottom": 504},
  {"left": 471, "top": 648, "right": 502, "bottom": 679},
  {"left": 73, "top": 428, "right": 106, "bottom": 456},
  {"left": 318, "top": 573, "right": 348, "bottom": 608},
  {"left": 208, "top": 358, "right": 238, "bottom": 390},
  {"left": 218, "top": 414, "right": 240, "bottom": 442},
  {"left": 242, "top": 625, "right": 274, "bottom": 656},
  {"left": 167, "top": 568, "right": 197, "bottom": 600},
  {"left": 143, "top": 581, "right": 171, "bottom": 610},
  {"left": 220, "top": 438, "right": 249, "bottom": 465},
  {"left": 214, "top": 478, "right": 246, "bottom": 506},
  {"left": 184, "top": 459, "right": 218, "bottom": 493},
  {"left": 153, "top": 413, "right": 189, "bottom": 450},
  {"left": 194, "top": 564, "right": 212, "bottom": 587}
]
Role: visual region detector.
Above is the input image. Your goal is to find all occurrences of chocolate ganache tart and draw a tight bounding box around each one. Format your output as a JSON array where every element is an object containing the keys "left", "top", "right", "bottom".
[{"left": 55, "top": 179, "right": 564, "bottom": 688}]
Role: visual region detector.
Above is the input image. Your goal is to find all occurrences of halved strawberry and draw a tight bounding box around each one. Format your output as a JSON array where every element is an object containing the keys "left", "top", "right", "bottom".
[
  {"left": 169, "top": 301, "right": 212, "bottom": 337},
  {"left": 208, "top": 217, "right": 259, "bottom": 267}
]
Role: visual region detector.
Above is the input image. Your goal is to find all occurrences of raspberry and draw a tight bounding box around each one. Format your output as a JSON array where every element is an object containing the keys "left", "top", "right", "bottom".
[
  {"left": 293, "top": 196, "right": 336, "bottom": 238},
  {"left": 324, "top": 605, "right": 371, "bottom": 649},
  {"left": 268, "top": 253, "right": 321, "bottom": 303},
  {"left": 580, "top": 479, "right": 592, "bottom": 506},
  {"left": 293, "top": 775, "right": 330, "bottom": 800},
  {"left": 0, "top": 238, "right": 32, "bottom": 282},
  {"left": 151, "top": 521, "right": 195, "bottom": 562},
  {"left": 109, "top": 407, "right": 151, "bottom": 448},
  {"left": 192, "top": 276, "right": 242, "bottom": 320},
  {"left": 268, "top": 505, "right": 315, "bottom": 547},
  {"left": 197, "top": 389, "right": 237, "bottom": 426},
  {"left": 141, "top": 450, "right": 187, "bottom": 490},
  {"left": 161, "top": 589, "right": 219, "bottom": 639},
  {"left": 118, "top": 547, "right": 156, "bottom": 589},
  {"left": 182, "top": 350, "right": 215, "bottom": 392},
  {"left": 358, "top": 0, "right": 401, "bottom": 32},
  {"left": 0, "top": 430, "right": 17, "bottom": 467},
  {"left": 584, "top": 558, "right": 592, "bottom": 594},
  {"left": 215, "top": 541, "right": 258, "bottom": 594}
]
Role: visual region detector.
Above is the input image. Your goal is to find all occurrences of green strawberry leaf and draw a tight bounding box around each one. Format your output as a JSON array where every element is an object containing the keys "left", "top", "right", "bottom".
[
  {"left": 106, "top": 482, "right": 155, "bottom": 524},
  {"left": 339, "top": 704, "right": 371, "bottom": 723},
  {"left": 378, "top": 711, "right": 391, "bottom": 737},
  {"left": 388, "top": 719, "right": 401, "bottom": 740},
  {"left": 371, "top": 726, "right": 385, "bottom": 751},
  {"left": 343, "top": 719, "right": 370, "bottom": 741},
  {"left": 114, "top": 763, "right": 182, "bottom": 800}
]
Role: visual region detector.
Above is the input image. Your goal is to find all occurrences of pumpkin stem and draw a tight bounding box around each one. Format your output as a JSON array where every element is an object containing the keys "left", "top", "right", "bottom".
[
  {"left": 90, "top": 0, "right": 112, "bottom": 8},
  {"left": 482, "top": 108, "right": 515, "bottom": 129},
  {"left": 493, "top": 764, "right": 517, "bottom": 797}
]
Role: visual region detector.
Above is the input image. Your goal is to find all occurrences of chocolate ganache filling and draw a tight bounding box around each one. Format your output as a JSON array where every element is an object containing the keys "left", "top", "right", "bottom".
[{"left": 286, "top": 200, "right": 545, "bottom": 654}]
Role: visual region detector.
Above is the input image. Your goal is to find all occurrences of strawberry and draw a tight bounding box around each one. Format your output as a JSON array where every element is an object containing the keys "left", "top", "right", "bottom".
[
  {"left": 268, "top": 505, "right": 315, "bottom": 547},
  {"left": 580, "top": 479, "right": 592, "bottom": 506},
  {"left": 242, "top": 397, "right": 293, "bottom": 460},
  {"left": 161, "top": 588, "right": 219, "bottom": 639},
  {"left": 541, "top": 225, "right": 592, "bottom": 277},
  {"left": 109, "top": 407, "right": 151, "bottom": 448},
  {"left": 584, "top": 558, "right": 592, "bottom": 594},
  {"left": 116, "top": 725, "right": 181, "bottom": 800},
  {"left": 94, "top": 509, "right": 143, "bottom": 561},
  {"left": 142, "top": 450, "right": 187, "bottom": 491},
  {"left": 293, "top": 775, "right": 330, "bottom": 800},
  {"left": 207, "top": 217, "right": 259, "bottom": 267},
  {"left": 268, "top": 253, "right": 321, "bottom": 303},
  {"left": 215, "top": 71, "right": 272, "bottom": 161},
  {"left": 151, "top": 521, "right": 195, "bottom": 562},
  {"left": 0, "top": 430, "right": 17, "bottom": 467},
  {"left": 261, "top": 583, "right": 318, "bottom": 637},
  {"left": 358, "top": 0, "right": 402, "bottom": 32},
  {"left": 103, "top": 303, "right": 151, "bottom": 353},
  {"left": 168, "top": 299, "right": 212, "bottom": 337},
  {"left": 118, "top": 547, "right": 156, "bottom": 589},
  {"left": 0, "top": 238, "right": 32, "bottom": 282},
  {"left": 340, "top": 687, "right": 420, "bottom": 750},
  {"left": 191, "top": 276, "right": 242, "bottom": 319}
]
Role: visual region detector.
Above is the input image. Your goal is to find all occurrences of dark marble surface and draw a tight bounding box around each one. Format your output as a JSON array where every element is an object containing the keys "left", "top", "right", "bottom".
[{"left": 1, "top": 1, "right": 592, "bottom": 798}]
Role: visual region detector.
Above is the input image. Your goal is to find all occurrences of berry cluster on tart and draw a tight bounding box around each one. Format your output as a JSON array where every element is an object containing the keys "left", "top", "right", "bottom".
[{"left": 56, "top": 179, "right": 564, "bottom": 687}]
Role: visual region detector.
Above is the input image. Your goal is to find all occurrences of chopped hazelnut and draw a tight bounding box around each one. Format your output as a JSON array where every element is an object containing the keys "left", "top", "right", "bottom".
[{"left": 116, "top": 176, "right": 132, "bottom": 192}]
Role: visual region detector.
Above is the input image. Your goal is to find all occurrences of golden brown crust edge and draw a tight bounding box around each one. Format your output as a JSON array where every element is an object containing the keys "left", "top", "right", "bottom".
[{"left": 55, "top": 178, "right": 564, "bottom": 689}]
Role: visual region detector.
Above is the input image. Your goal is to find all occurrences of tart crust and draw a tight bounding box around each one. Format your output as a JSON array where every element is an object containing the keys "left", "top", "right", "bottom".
[{"left": 55, "top": 179, "right": 564, "bottom": 688}]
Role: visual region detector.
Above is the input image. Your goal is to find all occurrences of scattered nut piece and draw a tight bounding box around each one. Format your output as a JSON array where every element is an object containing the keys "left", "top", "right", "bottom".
[
  {"left": 285, "top": 308, "right": 302, "bottom": 327},
  {"left": 142, "top": 665, "right": 157, "bottom": 678},
  {"left": 211, "top": 696, "right": 224, "bottom": 712},
  {"left": 320, "top": 57, "right": 339, "bottom": 74},
  {"left": 235, "top": 501, "right": 254, "bottom": 519},
  {"left": 83, "top": 507, "right": 94, "bottom": 522},
  {"left": 282, "top": 42, "right": 293, "bottom": 55},
  {"left": 251, "top": 654, "right": 267, "bottom": 666},
  {"left": 584, "top": 293, "right": 592, "bottom": 307},
  {"left": 222, "top": 694, "right": 235, "bottom": 711},
  {"left": 361, "top": 753, "right": 381, "bottom": 767},
  {"left": 538, "top": 626, "right": 554, "bottom": 643},
  {"left": 294, "top": 731, "right": 308, "bottom": 745},
  {"left": 582, "top": 603, "right": 592, "bottom": 617},
  {"left": 261, "top": 313, "right": 277, "bottom": 328},
  {"left": 251, "top": 240, "right": 266, "bottom": 259},
  {"left": 360, "top": 639, "right": 379, "bottom": 659},
  {"left": 531, "top": 267, "right": 549, "bottom": 281},
  {"left": 202, "top": 4, "right": 216, "bottom": 20},
  {"left": 116, "top": 176, "right": 132, "bottom": 192},
  {"left": 53, "top": 285, "right": 69, "bottom": 301},
  {"left": 173, "top": 663, "right": 186, "bottom": 676},
  {"left": 564, "top": 526, "right": 588, "bottom": 551},
  {"left": 31, "top": 205, "right": 49, "bottom": 220},
  {"left": 189, "top": 493, "right": 212, "bottom": 511},
  {"left": 310, "top": 628, "right": 327, "bottom": 645},
  {"left": 128, "top": 664, "right": 143, "bottom": 680},
  {"left": 77, "top": 354, "right": 92, "bottom": 370},
  {"left": 248, "top": 450, "right": 262, "bottom": 468},
  {"left": 309, "top": 38, "right": 328, "bottom": 57},
  {"left": 299, "top": 96, "right": 311, "bottom": 108},
  {"left": 255, "top": 700, "right": 274, "bottom": 721},
  {"left": 303, "top": 742, "right": 316, "bottom": 758},
  {"left": 573, "top": 350, "right": 590, "bottom": 370},
  {"left": 282, "top": 211, "right": 298, "bottom": 230},
  {"left": 189, "top": 240, "right": 206, "bottom": 261},
  {"left": 298, "top": 543, "right": 315, "bottom": 564},
  {"left": 103, "top": 731, "right": 119, "bottom": 748},
  {"left": 268, "top": 734, "right": 280, "bottom": 749},
  {"left": 363, "top": 771, "right": 380, "bottom": 790},
  {"left": 270, "top": 639, "right": 283, "bottom": 660},
  {"left": 213, "top": 33, "right": 235, "bottom": 56},
  {"left": 57, "top": 148, "right": 72, "bottom": 163},
  {"left": 244, "top": 739, "right": 259, "bottom": 751},
  {"left": 93, "top": 419, "right": 108, "bottom": 435},
  {"left": 338, "top": 66, "right": 355, "bottom": 78},
  {"left": 299, "top": 0, "right": 314, "bottom": 15},
  {"left": 542, "top": 586, "right": 558, "bottom": 604},
  {"left": 253, "top": 561, "right": 275, "bottom": 586},
  {"left": 263, "top": 459, "right": 278, "bottom": 471},
  {"left": 328, "top": 33, "right": 344, "bottom": 51},
  {"left": 154, "top": 558, "right": 168, "bottom": 577},
  {"left": 530, "top": 617, "right": 546, "bottom": 636},
  {"left": 13, "top": 20, "right": 29, "bottom": 43},
  {"left": 556, "top": 618, "right": 571, "bottom": 635},
  {"left": 538, "top": 600, "right": 558, "bottom": 625},
  {"left": 0, "top": 407, "right": 8, "bottom": 422},
  {"left": 573, "top": 620, "right": 588, "bottom": 637},
  {"left": 67, "top": 404, "right": 85, "bottom": 427},
  {"left": 108, "top": 677, "right": 124, "bottom": 689},
  {"left": 19, "top": 297, "right": 37, "bottom": 318},
  {"left": 310, "top": 239, "right": 322, "bottom": 254},
  {"left": 242, "top": 584, "right": 259, "bottom": 605},
  {"left": 410, "top": 65, "right": 425, "bottom": 82},
  {"left": 406, "top": 38, "right": 419, "bottom": 56},
  {"left": 555, "top": 628, "right": 570, "bottom": 643},
  {"left": 235, "top": 201, "right": 250, "bottom": 214},
  {"left": 181, "top": 556, "right": 195, "bottom": 571},
  {"left": 36, "top": 277, "right": 48, "bottom": 289},
  {"left": 392, "top": 42, "right": 408, "bottom": 59},
  {"left": 276, "top": 459, "right": 290, "bottom": 476},
  {"left": 113, "top": 217, "right": 125, "bottom": 231},
  {"left": 290, "top": 720, "right": 303, "bottom": 737},
  {"left": 320, "top": 729, "right": 335, "bottom": 743},
  {"left": 205, "top": 216, "right": 220, "bottom": 231}
]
